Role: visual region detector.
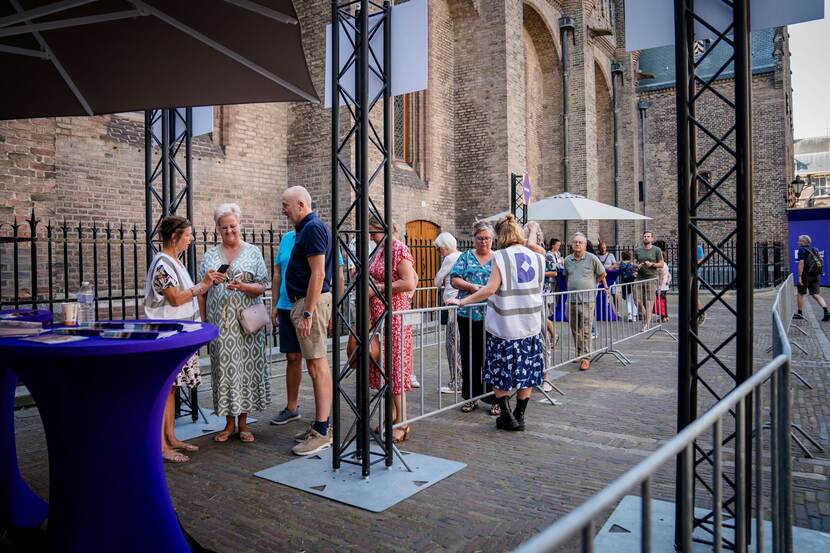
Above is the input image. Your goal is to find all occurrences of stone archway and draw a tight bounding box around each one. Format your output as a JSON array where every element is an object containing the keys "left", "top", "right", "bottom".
[
  {"left": 523, "top": 2, "right": 564, "bottom": 241},
  {"left": 594, "top": 60, "right": 615, "bottom": 244}
]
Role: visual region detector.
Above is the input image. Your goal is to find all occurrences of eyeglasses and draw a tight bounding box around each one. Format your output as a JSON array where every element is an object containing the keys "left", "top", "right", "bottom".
[{"left": 475, "top": 236, "right": 492, "bottom": 242}]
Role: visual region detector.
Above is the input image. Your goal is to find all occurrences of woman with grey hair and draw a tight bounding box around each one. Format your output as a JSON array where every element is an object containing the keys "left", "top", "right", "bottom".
[
  {"left": 198, "top": 203, "right": 271, "bottom": 443},
  {"left": 451, "top": 220, "right": 498, "bottom": 414},
  {"left": 433, "top": 231, "right": 462, "bottom": 393}
]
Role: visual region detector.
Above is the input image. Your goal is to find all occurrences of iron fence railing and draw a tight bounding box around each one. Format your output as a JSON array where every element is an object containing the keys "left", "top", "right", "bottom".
[{"left": 511, "top": 275, "right": 796, "bottom": 553}]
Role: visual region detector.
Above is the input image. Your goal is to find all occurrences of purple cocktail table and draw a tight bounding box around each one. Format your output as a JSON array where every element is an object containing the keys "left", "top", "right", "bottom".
[
  {"left": 0, "top": 320, "right": 217, "bottom": 553},
  {"left": 0, "top": 309, "right": 53, "bottom": 530}
]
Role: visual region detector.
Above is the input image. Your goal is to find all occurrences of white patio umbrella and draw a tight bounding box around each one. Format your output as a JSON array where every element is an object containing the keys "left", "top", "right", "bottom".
[{"left": 484, "top": 192, "right": 651, "bottom": 222}]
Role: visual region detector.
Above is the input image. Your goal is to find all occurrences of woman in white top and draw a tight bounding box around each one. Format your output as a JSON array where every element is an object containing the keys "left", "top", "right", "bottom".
[
  {"left": 433, "top": 232, "right": 462, "bottom": 394},
  {"left": 144, "top": 216, "right": 218, "bottom": 464},
  {"left": 596, "top": 241, "right": 618, "bottom": 270},
  {"left": 449, "top": 214, "right": 545, "bottom": 432}
]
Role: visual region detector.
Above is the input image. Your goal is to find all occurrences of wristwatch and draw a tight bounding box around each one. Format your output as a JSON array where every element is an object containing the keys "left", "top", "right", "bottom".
[{"left": 302, "top": 310, "right": 313, "bottom": 319}]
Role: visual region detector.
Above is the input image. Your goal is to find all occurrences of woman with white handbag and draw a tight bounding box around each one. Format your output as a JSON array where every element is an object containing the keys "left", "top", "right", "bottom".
[
  {"left": 198, "top": 203, "right": 271, "bottom": 444},
  {"left": 144, "top": 216, "right": 218, "bottom": 463}
]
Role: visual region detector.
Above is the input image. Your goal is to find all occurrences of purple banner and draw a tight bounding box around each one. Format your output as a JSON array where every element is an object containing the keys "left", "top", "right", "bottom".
[{"left": 788, "top": 207, "right": 830, "bottom": 287}]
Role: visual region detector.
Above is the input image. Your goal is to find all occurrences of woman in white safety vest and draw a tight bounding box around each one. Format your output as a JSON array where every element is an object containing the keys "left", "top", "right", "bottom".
[{"left": 448, "top": 214, "right": 545, "bottom": 431}]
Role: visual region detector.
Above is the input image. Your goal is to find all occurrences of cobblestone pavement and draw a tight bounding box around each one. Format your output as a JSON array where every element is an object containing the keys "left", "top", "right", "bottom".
[{"left": 12, "top": 291, "right": 830, "bottom": 552}]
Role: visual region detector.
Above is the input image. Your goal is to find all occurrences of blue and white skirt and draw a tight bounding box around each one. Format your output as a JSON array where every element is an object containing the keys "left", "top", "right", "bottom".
[{"left": 483, "top": 333, "right": 544, "bottom": 391}]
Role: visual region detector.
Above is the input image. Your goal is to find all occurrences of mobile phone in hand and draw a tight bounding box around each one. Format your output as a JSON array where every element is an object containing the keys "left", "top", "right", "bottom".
[{"left": 217, "top": 264, "right": 230, "bottom": 274}]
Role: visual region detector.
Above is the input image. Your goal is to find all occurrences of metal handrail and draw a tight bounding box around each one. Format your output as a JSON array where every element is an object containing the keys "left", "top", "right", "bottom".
[{"left": 513, "top": 276, "right": 794, "bottom": 553}]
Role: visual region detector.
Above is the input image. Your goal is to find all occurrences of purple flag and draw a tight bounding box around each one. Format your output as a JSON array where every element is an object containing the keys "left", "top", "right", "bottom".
[{"left": 522, "top": 173, "right": 532, "bottom": 205}]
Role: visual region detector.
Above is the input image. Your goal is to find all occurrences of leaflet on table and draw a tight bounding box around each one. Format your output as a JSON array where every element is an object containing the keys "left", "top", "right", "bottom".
[
  {"left": 20, "top": 334, "right": 88, "bottom": 344},
  {"left": 0, "top": 310, "right": 39, "bottom": 320},
  {"left": 0, "top": 320, "right": 44, "bottom": 337}
]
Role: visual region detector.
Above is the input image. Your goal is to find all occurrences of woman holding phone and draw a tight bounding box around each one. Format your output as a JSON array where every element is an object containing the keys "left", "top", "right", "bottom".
[
  {"left": 144, "top": 215, "right": 217, "bottom": 463},
  {"left": 198, "top": 203, "right": 270, "bottom": 444}
]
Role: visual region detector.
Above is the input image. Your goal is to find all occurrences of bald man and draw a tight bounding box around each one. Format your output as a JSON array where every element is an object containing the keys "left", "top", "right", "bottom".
[{"left": 281, "top": 186, "right": 334, "bottom": 455}]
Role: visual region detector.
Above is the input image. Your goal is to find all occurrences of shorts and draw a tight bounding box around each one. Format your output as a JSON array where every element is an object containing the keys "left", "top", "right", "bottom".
[
  {"left": 278, "top": 308, "right": 301, "bottom": 354},
  {"left": 798, "top": 275, "right": 820, "bottom": 296},
  {"left": 290, "top": 292, "right": 332, "bottom": 360},
  {"left": 633, "top": 280, "right": 657, "bottom": 304}
]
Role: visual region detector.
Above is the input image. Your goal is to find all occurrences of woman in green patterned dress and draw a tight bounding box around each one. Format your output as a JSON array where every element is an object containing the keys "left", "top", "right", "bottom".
[{"left": 198, "top": 203, "right": 271, "bottom": 443}]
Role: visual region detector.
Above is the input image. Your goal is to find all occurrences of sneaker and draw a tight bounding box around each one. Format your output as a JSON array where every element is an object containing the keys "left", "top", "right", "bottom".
[
  {"left": 793, "top": 313, "right": 805, "bottom": 320},
  {"left": 440, "top": 381, "right": 459, "bottom": 394},
  {"left": 292, "top": 428, "right": 333, "bottom": 456},
  {"left": 822, "top": 312, "right": 830, "bottom": 322},
  {"left": 293, "top": 425, "right": 313, "bottom": 443},
  {"left": 409, "top": 374, "right": 421, "bottom": 388},
  {"left": 627, "top": 314, "right": 634, "bottom": 322},
  {"left": 541, "top": 381, "right": 553, "bottom": 393},
  {"left": 270, "top": 407, "right": 301, "bottom": 425}
]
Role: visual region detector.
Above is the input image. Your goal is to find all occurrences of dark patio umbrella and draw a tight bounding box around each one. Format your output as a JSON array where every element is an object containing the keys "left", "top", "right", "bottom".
[{"left": 0, "top": 0, "right": 318, "bottom": 120}]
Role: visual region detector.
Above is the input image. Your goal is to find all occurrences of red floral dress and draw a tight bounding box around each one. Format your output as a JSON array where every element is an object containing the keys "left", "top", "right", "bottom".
[{"left": 368, "top": 240, "right": 414, "bottom": 395}]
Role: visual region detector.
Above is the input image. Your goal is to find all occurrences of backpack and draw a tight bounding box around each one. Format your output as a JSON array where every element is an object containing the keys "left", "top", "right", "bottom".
[{"left": 803, "top": 247, "right": 824, "bottom": 277}]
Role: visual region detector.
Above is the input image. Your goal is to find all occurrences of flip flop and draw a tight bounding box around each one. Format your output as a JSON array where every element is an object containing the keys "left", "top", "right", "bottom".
[
  {"left": 162, "top": 450, "right": 189, "bottom": 464},
  {"left": 213, "top": 429, "right": 235, "bottom": 443},
  {"left": 173, "top": 442, "right": 199, "bottom": 452},
  {"left": 238, "top": 430, "right": 255, "bottom": 443},
  {"left": 579, "top": 359, "right": 591, "bottom": 371}
]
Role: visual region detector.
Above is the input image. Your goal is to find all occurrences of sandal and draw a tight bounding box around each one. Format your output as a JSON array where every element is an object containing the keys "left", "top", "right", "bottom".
[
  {"left": 392, "top": 426, "right": 411, "bottom": 444},
  {"left": 213, "top": 428, "right": 235, "bottom": 443},
  {"left": 162, "top": 450, "right": 189, "bottom": 464},
  {"left": 579, "top": 359, "right": 591, "bottom": 371},
  {"left": 460, "top": 401, "right": 478, "bottom": 413},
  {"left": 489, "top": 404, "right": 501, "bottom": 417},
  {"left": 172, "top": 442, "right": 199, "bottom": 452},
  {"left": 238, "top": 430, "right": 255, "bottom": 443}
]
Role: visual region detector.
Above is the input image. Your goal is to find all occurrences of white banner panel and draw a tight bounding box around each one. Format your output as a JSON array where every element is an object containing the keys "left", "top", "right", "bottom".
[
  {"left": 625, "top": 0, "right": 824, "bottom": 52},
  {"left": 324, "top": 0, "right": 428, "bottom": 108}
]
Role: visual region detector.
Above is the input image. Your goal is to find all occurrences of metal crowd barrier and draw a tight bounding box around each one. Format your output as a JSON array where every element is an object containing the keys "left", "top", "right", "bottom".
[
  {"left": 388, "top": 278, "right": 666, "bottom": 429},
  {"left": 509, "top": 276, "right": 795, "bottom": 553}
]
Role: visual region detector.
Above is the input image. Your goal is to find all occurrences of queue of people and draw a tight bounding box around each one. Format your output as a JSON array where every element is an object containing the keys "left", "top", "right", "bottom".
[{"left": 146, "top": 193, "right": 682, "bottom": 457}]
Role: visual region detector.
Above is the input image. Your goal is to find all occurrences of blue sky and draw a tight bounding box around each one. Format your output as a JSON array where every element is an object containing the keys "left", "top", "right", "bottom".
[{"left": 789, "top": 0, "right": 830, "bottom": 139}]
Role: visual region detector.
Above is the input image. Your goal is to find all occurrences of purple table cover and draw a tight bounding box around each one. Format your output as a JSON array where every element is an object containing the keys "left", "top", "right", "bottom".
[
  {"left": 0, "top": 320, "right": 217, "bottom": 553},
  {"left": 0, "top": 309, "right": 53, "bottom": 529}
]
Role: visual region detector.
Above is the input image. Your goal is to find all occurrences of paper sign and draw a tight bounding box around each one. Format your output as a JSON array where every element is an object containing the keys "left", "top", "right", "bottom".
[
  {"left": 625, "top": 0, "right": 824, "bottom": 52},
  {"left": 324, "top": 0, "right": 428, "bottom": 107}
]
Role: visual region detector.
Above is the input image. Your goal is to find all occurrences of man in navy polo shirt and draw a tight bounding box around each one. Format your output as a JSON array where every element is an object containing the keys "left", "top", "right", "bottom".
[{"left": 281, "top": 186, "right": 334, "bottom": 455}]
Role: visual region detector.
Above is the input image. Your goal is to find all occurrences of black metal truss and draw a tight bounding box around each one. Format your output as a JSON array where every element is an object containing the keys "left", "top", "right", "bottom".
[
  {"left": 331, "top": 0, "right": 393, "bottom": 477},
  {"left": 675, "top": 0, "right": 754, "bottom": 551},
  {"left": 510, "top": 172, "right": 528, "bottom": 225},
  {"left": 143, "top": 108, "right": 194, "bottom": 274}
]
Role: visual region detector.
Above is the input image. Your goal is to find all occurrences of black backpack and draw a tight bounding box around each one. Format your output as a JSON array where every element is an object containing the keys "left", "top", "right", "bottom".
[{"left": 804, "top": 247, "right": 824, "bottom": 277}]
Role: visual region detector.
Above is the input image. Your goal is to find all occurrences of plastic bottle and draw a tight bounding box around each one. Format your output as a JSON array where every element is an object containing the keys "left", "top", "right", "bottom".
[{"left": 76, "top": 281, "right": 95, "bottom": 327}]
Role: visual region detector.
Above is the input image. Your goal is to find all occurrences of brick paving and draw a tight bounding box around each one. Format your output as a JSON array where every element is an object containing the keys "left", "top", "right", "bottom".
[{"left": 11, "top": 291, "right": 830, "bottom": 551}]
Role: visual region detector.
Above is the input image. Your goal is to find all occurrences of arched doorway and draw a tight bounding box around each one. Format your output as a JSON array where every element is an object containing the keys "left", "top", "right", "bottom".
[{"left": 405, "top": 220, "right": 440, "bottom": 308}]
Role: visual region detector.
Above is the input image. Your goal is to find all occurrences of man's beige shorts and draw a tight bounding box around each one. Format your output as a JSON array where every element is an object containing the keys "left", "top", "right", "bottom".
[
  {"left": 633, "top": 280, "right": 657, "bottom": 304},
  {"left": 290, "top": 292, "right": 332, "bottom": 360}
]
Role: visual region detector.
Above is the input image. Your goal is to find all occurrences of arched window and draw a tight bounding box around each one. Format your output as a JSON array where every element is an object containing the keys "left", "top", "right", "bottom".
[{"left": 394, "top": 93, "right": 419, "bottom": 166}]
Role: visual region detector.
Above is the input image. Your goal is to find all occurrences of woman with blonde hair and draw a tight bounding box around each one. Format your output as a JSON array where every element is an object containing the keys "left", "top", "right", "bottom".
[
  {"left": 523, "top": 221, "right": 546, "bottom": 255},
  {"left": 449, "top": 214, "right": 545, "bottom": 431},
  {"left": 198, "top": 203, "right": 270, "bottom": 443}
]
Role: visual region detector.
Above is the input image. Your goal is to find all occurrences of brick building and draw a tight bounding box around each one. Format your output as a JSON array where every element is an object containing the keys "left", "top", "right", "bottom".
[{"left": 1, "top": 0, "right": 794, "bottom": 250}]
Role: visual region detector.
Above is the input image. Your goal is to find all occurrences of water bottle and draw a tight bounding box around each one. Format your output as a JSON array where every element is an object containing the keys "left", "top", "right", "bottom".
[{"left": 76, "top": 281, "right": 95, "bottom": 326}]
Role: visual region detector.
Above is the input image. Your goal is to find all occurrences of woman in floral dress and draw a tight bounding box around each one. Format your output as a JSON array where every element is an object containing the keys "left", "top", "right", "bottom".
[
  {"left": 367, "top": 218, "right": 418, "bottom": 443},
  {"left": 144, "top": 215, "right": 217, "bottom": 463},
  {"left": 198, "top": 203, "right": 270, "bottom": 443}
]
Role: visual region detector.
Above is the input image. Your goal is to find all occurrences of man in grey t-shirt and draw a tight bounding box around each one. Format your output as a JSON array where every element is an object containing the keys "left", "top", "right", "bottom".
[{"left": 563, "top": 233, "right": 606, "bottom": 370}]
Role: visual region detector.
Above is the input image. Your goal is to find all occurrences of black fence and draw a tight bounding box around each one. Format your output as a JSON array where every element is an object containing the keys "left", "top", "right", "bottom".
[
  {"left": 609, "top": 241, "right": 786, "bottom": 291},
  {"left": 0, "top": 212, "right": 785, "bottom": 317}
]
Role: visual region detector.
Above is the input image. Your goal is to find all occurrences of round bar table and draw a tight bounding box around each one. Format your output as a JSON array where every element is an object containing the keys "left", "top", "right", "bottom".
[
  {"left": 0, "top": 321, "right": 217, "bottom": 553},
  {"left": 0, "top": 309, "right": 52, "bottom": 530}
]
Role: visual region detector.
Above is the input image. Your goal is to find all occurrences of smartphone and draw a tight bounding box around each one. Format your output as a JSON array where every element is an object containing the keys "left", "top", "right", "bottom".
[{"left": 217, "top": 264, "right": 230, "bottom": 274}]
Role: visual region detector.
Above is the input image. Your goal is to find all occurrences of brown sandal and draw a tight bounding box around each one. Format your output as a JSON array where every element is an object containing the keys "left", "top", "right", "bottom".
[
  {"left": 392, "top": 426, "right": 411, "bottom": 444},
  {"left": 162, "top": 450, "right": 189, "bottom": 464},
  {"left": 213, "top": 428, "right": 235, "bottom": 443},
  {"left": 238, "top": 430, "right": 255, "bottom": 443},
  {"left": 172, "top": 442, "right": 199, "bottom": 452}
]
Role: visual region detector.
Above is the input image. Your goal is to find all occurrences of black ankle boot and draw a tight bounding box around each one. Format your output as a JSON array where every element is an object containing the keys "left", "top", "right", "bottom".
[
  {"left": 513, "top": 398, "right": 529, "bottom": 431},
  {"left": 496, "top": 409, "right": 520, "bottom": 431}
]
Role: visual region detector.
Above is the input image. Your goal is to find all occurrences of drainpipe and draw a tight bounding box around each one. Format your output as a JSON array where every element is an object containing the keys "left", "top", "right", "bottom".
[
  {"left": 638, "top": 99, "right": 651, "bottom": 234},
  {"left": 611, "top": 61, "right": 624, "bottom": 246},
  {"left": 559, "top": 16, "right": 575, "bottom": 240}
]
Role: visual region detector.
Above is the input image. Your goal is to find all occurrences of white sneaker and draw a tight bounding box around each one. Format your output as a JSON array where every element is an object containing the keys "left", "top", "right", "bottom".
[
  {"left": 440, "top": 381, "right": 459, "bottom": 394},
  {"left": 541, "top": 381, "right": 553, "bottom": 392},
  {"left": 410, "top": 374, "right": 421, "bottom": 388}
]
